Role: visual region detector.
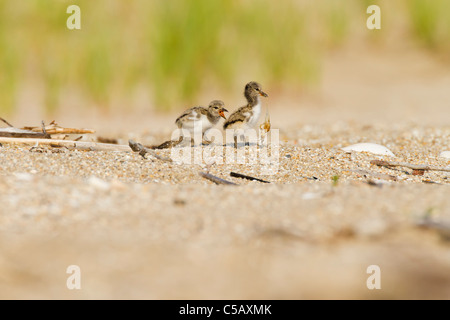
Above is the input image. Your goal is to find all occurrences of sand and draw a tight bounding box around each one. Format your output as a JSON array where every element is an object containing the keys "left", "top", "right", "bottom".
[
  {"left": 0, "top": 122, "right": 449, "bottom": 299},
  {"left": 1, "top": 46, "right": 450, "bottom": 300}
]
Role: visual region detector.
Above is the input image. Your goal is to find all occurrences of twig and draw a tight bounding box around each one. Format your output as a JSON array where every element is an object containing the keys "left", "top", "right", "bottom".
[
  {"left": 0, "top": 137, "right": 131, "bottom": 152},
  {"left": 41, "top": 121, "right": 51, "bottom": 139},
  {"left": 371, "top": 160, "right": 450, "bottom": 173},
  {"left": 230, "top": 172, "right": 271, "bottom": 183},
  {"left": 0, "top": 117, "right": 14, "bottom": 127},
  {"left": 22, "top": 121, "right": 95, "bottom": 135},
  {"left": 422, "top": 180, "right": 443, "bottom": 185},
  {"left": 0, "top": 128, "right": 51, "bottom": 139},
  {"left": 128, "top": 140, "right": 172, "bottom": 162},
  {"left": 199, "top": 172, "right": 238, "bottom": 185}
]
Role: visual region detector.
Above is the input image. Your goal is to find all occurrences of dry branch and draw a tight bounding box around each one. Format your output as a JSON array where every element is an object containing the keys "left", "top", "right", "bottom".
[
  {"left": 128, "top": 140, "right": 172, "bottom": 162},
  {"left": 199, "top": 172, "right": 238, "bottom": 185},
  {"left": 0, "top": 127, "right": 51, "bottom": 139},
  {"left": 0, "top": 117, "right": 13, "bottom": 127},
  {"left": 22, "top": 121, "right": 95, "bottom": 135},
  {"left": 371, "top": 160, "right": 450, "bottom": 173},
  {"left": 0, "top": 137, "right": 131, "bottom": 152},
  {"left": 230, "top": 171, "right": 271, "bottom": 183}
]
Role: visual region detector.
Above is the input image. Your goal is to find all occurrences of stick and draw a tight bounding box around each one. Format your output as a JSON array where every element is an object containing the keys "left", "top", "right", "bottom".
[
  {"left": 22, "top": 127, "right": 96, "bottom": 135},
  {"left": 199, "top": 172, "right": 238, "bottom": 185},
  {"left": 22, "top": 121, "right": 95, "bottom": 135},
  {"left": 371, "top": 160, "right": 450, "bottom": 173},
  {"left": 0, "top": 117, "right": 13, "bottom": 127},
  {"left": 0, "top": 128, "right": 50, "bottom": 139},
  {"left": 128, "top": 140, "right": 172, "bottom": 162},
  {"left": 0, "top": 137, "right": 131, "bottom": 152},
  {"left": 41, "top": 121, "right": 52, "bottom": 139},
  {"left": 230, "top": 172, "right": 271, "bottom": 183}
]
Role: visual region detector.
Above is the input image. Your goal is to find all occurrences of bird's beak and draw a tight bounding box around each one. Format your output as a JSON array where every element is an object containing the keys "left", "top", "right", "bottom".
[
  {"left": 259, "top": 91, "right": 268, "bottom": 97},
  {"left": 219, "top": 108, "right": 228, "bottom": 119}
]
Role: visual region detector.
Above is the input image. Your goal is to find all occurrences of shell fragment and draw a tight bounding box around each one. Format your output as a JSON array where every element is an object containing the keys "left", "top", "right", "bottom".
[{"left": 342, "top": 143, "right": 395, "bottom": 157}]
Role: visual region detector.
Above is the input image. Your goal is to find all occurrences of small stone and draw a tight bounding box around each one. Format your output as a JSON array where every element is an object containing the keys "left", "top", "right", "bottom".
[{"left": 439, "top": 151, "right": 450, "bottom": 159}]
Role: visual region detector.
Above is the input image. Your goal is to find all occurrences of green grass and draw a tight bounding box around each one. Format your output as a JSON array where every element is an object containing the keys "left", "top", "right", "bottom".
[
  {"left": 406, "top": 0, "right": 450, "bottom": 50},
  {"left": 0, "top": 0, "right": 448, "bottom": 114}
]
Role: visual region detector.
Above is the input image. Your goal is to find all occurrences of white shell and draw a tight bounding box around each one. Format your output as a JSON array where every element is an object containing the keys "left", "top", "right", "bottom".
[
  {"left": 342, "top": 143, "right": 395, "bottom": 157},
  {"left": 439, "top": 151, "right": 450, "bottom": 159}
]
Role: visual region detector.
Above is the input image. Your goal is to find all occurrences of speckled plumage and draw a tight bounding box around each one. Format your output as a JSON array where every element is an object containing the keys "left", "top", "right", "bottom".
[
  {"left": 223, "top": 82, "right": 268, "bottom": 130},
  {"left": 176, "top": 100, "right": 227, "bottom": 134}
]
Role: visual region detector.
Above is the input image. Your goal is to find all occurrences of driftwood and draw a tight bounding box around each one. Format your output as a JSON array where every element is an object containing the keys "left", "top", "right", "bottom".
[
  {"left": 1, "top": 119, "right": 92, "bottom": 139},
  {"left": 199, "top": 172, "right": 238, "bottom": 185},
  {"left": 371, "top": 160, "right": 450, "bottom": 174},
  {"left": 128, "top": 140, "right": 172, "bottom": 162},
  {"left": 21, "top": 120, "right": 95, "bottom": 135},
  {"left": 230, "top": 172, "right": 271, "bottom": 183},
  {"left": 0, "top": 137, "right": 131, "bottom": 152},
  {"left": 0, "top": 127, "right": 51, "bottom": 139}
]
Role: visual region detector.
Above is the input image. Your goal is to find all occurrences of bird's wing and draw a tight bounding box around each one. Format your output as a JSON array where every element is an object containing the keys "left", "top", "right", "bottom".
[
  {"left": 223, "top": 106, "right": 252, "bottom": 129},
  {"left": 176, "top": 107, "right": 207, "bottom": 126}
]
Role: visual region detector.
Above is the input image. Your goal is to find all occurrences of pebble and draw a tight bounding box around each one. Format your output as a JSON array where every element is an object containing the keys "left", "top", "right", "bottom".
[{"left": 439, "top": 151, "right": 450, "bottom": 159}]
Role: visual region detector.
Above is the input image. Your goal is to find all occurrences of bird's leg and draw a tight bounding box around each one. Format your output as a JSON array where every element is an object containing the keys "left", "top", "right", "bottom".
[
  {"left": 178, "top": 135, "right": 190, "bottom": 147},
  {"left": 173, "top": 135, "right": 183, "bottom": 147},
  {"left": 202, "top": 132, "right": 213, "bottom": 145},
  {"left": 240, "top": 134, "right": 248, "bottom": 147},
  {"left": 234, "top": 135, "right": 238, "bottom": 148}
]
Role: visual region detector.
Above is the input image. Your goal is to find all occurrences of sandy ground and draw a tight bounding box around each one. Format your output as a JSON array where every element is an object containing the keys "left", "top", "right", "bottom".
[{"left": 1, "top": 45, "right": 450, "bottom": 299}]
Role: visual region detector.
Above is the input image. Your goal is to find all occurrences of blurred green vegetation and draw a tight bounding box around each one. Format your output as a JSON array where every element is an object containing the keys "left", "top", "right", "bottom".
[
  {"left": 0, "top": 0, "right": 448, "bottom": 114},
  {"left": 406, "top": 0, "right": 450, "bottom": 49}
]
